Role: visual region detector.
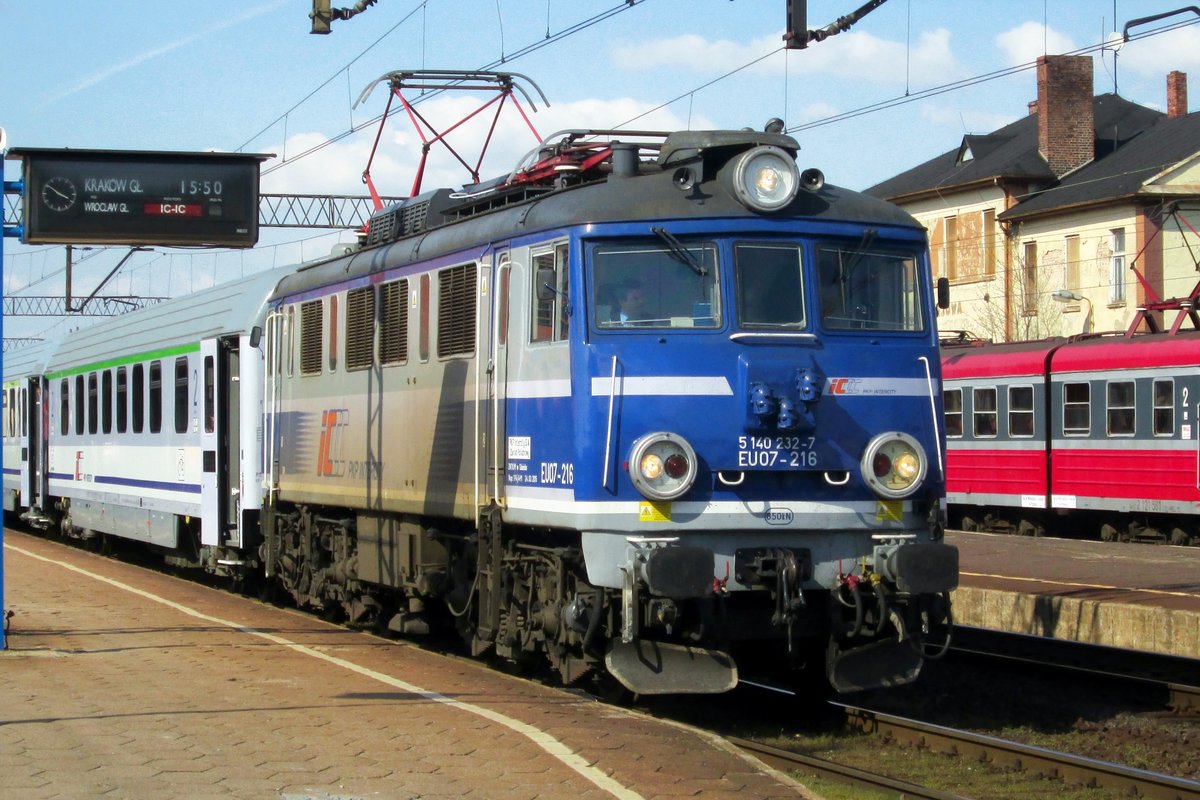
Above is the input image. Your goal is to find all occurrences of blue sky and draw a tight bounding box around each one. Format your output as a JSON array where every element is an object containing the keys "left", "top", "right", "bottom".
[{"left": 4, "top": 0, "right": 1200, "bottom": 341}]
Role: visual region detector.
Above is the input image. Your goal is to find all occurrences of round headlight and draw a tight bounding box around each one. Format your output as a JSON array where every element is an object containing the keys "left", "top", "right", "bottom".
[
  {"left": 860, "top": 432, "right": 927, "bottom": 500},
  {"left": 731, "top": 146, "right": 800, "bottom": 212},
  {"left": 628, "top": 432, "right": 699, "bottom": 501}
]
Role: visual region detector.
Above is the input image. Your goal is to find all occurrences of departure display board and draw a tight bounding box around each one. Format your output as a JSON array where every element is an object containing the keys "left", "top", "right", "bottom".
[{"left": 12, "top": 148, "right": 270, "bottom": 247}]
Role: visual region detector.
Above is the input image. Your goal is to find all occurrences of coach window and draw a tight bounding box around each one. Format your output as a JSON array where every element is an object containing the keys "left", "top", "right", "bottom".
[
  {"left": 1008, "top": 385, "right": 1034, "bottom": 437},
  {"left": 132, "top": 364, "right": 145, "bottom": 434},
  {"left": 116, "top": 367, "right": 128, "bottom": 434},
  {"left": 1106, "top": 381, "right": 1135, "bottom": 436},
  {"left": 74, "top": 375, "right": 85, "bottom": 435},
  {"left": 149, "top": 361, "right": 163, "bottom": 434},
  {"left": 737, "top": 242, "right": 803, "bottom": 329},
  {"left": 438, "top": 263, "right": 476, "bottom": 358},
  {"left": 944, "top": 388, "right": 963, "bottom": 437},
  {"left": 532, "top": 244, "right": 569, "bottom": 342},
  {"left": 3, "top": 388, "right": 9, "bottom": 438},
  {"left": 300, "top": 300, "right": 323, "bottom": 376},
  {"left": 1062, "top": 382, "right": 1090, "bottom": 435},
  {"left": 102, "top": 370, "right": 113, "bottom": 434},
  {"left": 346, "top": 286, "right": 375, "bottom": 371},
  {"left": 60, "top": 379, "right": 70, "bottom": 435},
  {"left": 380, "top": 279, "right": 409, "bottom": 366},
  {"left": 174, "top": 357, "right": 189, "bottom": 434},
  {"left": 1153, "top": 379, "right": 1174, "bottom": 436},
  {"left": 972, "top": 387, "right": 997, "bottom": 437},
  {"left": 87, "top": 373, "right": 99, "bottom": 435},
  {"left": 204, "top": 356, "right": 215, "bottom": 433}
]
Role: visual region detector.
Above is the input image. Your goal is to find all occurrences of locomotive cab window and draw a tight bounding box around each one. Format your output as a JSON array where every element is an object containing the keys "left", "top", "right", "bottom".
[
  {"left": 817, "top": 245, "right": 924, "bottom": 331},
  {"left": 592, "top": 240, "right": 719, "bottom": 329},
  {"left": 972, "top": 387, "right": 997, "bottom": 437},
  {"left": 1063, "top": 382, "right": 1090, "bottom": 436},
  {"left": 735, "top": 242, "right": 805, "bottom": 329},
  {"left": 532, "top": 244, "right": 569, "bottom": 343},
  {"left": 1153, "top": 379, "right": 1174, "bottom": 436},
  {"left": 1106, "top": 380, "right": 1135, "bottom": 437},
  {"left": 1008, "top": 385, "right": 1034, "bottom": 437}
]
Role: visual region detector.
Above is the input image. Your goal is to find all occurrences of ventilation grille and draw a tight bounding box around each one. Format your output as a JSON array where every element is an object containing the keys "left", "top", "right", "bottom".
[
  {"left": 380, "top": 279, "right": 409, "bottom": 365},
  {"left": 345, "top": 287, "right": 375, "bottom": 371},
  {"left": 438, "top": 264, "right": 476, "bottom": 358},
  {"left": 300, "top": 300, "right": 323, "bottom": 375}
]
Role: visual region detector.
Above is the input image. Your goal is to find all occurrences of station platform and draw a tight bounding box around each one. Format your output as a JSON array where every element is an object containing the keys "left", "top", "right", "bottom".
[
  {"left": 949, "top": 530, "right": 1200, "bottom": 660},
  {"left": 0, "top": 530, "right": 817, "bottom": 800}
]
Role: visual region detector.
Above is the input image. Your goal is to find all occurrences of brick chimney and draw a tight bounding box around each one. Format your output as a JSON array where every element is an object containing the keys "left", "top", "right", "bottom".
[
  {"left": 1168, "top": 71, "right": 1188, "bottom": 118},
  {"left": 1036, "top": 55, "right": 1094, "bottom": 177}
]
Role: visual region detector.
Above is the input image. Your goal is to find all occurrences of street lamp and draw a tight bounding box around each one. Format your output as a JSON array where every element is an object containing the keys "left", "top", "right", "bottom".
[{"left": 1052, "top": 289, "right": 1093, "bottom": 333}]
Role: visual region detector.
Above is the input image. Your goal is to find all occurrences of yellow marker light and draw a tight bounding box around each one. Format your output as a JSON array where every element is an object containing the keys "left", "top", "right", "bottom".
[
  {"left": 641, "top": 453, "right": 664, "bottom": 480},
  {"left": 894, "top": 451, "right": 920, "bottom": 483}
]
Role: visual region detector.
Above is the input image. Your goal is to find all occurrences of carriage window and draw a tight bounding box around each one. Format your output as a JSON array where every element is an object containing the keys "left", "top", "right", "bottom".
[
  {"left": 60, "top": 378, "right": 70, "bottom": 436},
  {"left": 174, "top": 357, "right": 189, "bottom": 434},
  {"left": 818, "top": 245, "right": 924, "bottom": 331},
  {"left": 592, "top": 241, "right": 719, "bottom": 329},
  {"left": 1008, "top": 385, "right": 1034, "bottom": 437},
  {"left": 1063, "top": 382, "right": 1090, "bottom": 435},
  {"left": 132, "top": 364, "right": 145, "bottom": 433},
  {"left": 75, "top": 375, "right": 85, "bottom": 435},
  {"left": 972, "top": 387, "right": 997, "bottom": 437},
  {"left": 116, "top": 367, "right": 128, "bottom": 434},
  {"left": 1153, "top": 379, "right": 1174, "bottom": 437},
  {"left": 102, "top": 370, "right": 113, "bottom": 434},
  {"left": 736, "top": 243, "right": 804, "bottom": 329},
  {"left": 346, "top": 286, "right": 375, "bottom": 371},
  {"left": 944, "top": 388, "right": 963, "bottom": 438},
  {"left": 438, "top": 263, "right": 476, "bottom": 357},
  {"left": 203, "top": 356, "right": 215, "bottom": 434},
  {"left": 380, "top": 279, "right": 409, "bottom": 365},
  {"left": 149, "top": 361, "right": 163, "bottom": 434},
  {"left": 87, "top": 373, "right": 99, "bottom": 435},
  {"left": 3, "top": 388, "right": 10, "bottom": 438},
  {"left": 300, "top": 300, "right": 323, "bottom": 376},
  {"left": 532, "top": 245, "right": 569, "bottom": 342},
  {"left": 1106, "top": 381, "right": 1135, "bottom": 436}
]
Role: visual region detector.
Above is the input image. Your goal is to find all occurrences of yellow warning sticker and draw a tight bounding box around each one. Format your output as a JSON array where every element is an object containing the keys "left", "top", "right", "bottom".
[
  {"left": 875, "top": 500, "right": 902, "bottom": 522},
  {"left": 639, "top": 501, "right": 671, "bottom": 522}
]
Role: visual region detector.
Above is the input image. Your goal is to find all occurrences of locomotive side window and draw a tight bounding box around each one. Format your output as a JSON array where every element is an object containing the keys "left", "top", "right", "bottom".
[
  {"left": 174, "top": 357, "right": 189, "bottom": 434},
  {"left": 149, "top": 361, "right": 163, "bottom": 434},
  {"left": 116, "top": 367, "right": 128, "bottom": 434},
  {"left": 380, "top": 279, "right": 409, "bottom": 365},
  {"left": 60, "top": 378, "right": 69, "bottom": 436},
  {"left": 75, "top": 375, "right": 84, "bottom": 435},
  {"left": 345, "top": 286, "right": 376, "bottom": 371},
  {"left": 532, "top": 244, "right": 570, "bottom": 343},
  {"left": 300, "top": 300, "right": 323, "bottom": 376},
  {"left": 1153, "top": 379, "right": 1174, "bottom": 436},
  {"left": 972, "top": 387, "right": 997, "bottom": 437},
  {"left": 944, "top": 388, "right": 963, "bottom": 437},
  {"left": 817, "top": 245, "right": 924, "bottom": 331},
  {"left": 1106, "top": 381, "right": 1135, "bottom": 436},
  {"left": 102, "top": 370, "right": 113, "bottom": 434},
  {"left": 735, "top": 243, "right": 804, "bottom": 329},
  {"left": 592, "top": 241, "right": 719, "bottom": 329},
  {"left": 438, "top": 263, "right": 477, "bottom": 358},
  {"left": 1008, "top": 385, "right": 1034, "bottom": 437},
  {"left": 1063, "top": 382, "right": 1090, "bottom": 435},
  {"left": 132, "top": 364, "right": 145, "bottom": 434},
  {"left": 87, "top": 373, "right": 98, "bottom": 435}
]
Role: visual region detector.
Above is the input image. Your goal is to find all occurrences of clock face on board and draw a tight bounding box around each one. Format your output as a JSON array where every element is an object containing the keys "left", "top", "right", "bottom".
[{"left": 41, "top": 175, "right": 77, "bottom": 212}]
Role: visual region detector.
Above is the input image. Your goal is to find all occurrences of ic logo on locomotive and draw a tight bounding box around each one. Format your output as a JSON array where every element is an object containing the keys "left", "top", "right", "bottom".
[{"left": 316, "top": 408, "right": 350, "bottom": 478}]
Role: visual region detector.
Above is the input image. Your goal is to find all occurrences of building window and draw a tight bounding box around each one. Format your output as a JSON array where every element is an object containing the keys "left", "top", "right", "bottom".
[
  {"left": 944, "top": 388, "right": 963, "bottom": 437},
  {"left": 1106, "top": 380, "right": 1135, "bottom": 436},
  {"left": 983, "top": 209, "right": 996, "bottom": 278},
  {"left": 1063, "top": 381, "right": 1090, "bottom": 435},
  {"left": 1109, "top": 228, "right": 1126, "bottom": 303},
  {"left": 972, "top": 387, "right": 997, "bottom": 437},
  {"left": 944, "top": 215, "right": 958, "bottom": 281},
  {"left": 1153, "top": 378, "right": 1174, "bottom": 437},
  {"left": 1065, "top": 235, "right": 1080, "bottom": 291},
  {"left": 1008, "top": 385, "right": 1034, "bottom": 437},
  {"left": 1022, "top": 241, "right": 1038, "bottom": 313}
]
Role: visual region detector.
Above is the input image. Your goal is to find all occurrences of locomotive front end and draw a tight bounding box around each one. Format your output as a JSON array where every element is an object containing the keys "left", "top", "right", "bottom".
[{"left": 556, "top": 131, "right": 957, "bottom": 695}]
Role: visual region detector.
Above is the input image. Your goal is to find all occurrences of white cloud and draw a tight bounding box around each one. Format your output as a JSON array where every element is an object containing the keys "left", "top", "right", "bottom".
[
  {"left": 994, "top": 22, "right": 1078, "bottom": 67},
  {"left": 920, "top": 105, "right": 1019, "bottom": 134},
  {"left": 1118, "top": 25, "right": 1200, "bottom": 75}
]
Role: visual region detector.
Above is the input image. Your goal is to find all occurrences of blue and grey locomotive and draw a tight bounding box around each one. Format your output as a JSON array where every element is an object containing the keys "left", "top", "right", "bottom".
[{"left": 260, "top": 126, "right": 958, "bottom": 694}]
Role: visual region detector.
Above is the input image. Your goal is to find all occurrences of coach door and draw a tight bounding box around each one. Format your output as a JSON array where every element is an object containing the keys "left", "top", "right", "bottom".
[
  {"left": 199, "top": 337, "right": 239, "bottom": 547},
  {"left": 479, "top": 251, "right": 512, "bottom": 512},
  {"left": 22, "top": 377, "right": 47, "bottom": 510}
]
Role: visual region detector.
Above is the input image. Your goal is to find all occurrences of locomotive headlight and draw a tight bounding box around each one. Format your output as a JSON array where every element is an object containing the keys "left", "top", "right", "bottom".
[
  {"left": 628, "top": 432, "right": 698, "bottom": 501},
  {"left": 860, "top": 432, "right": 927, "bottom": 500},
  {"left": 730, "top": 146, "right": 800, "bottom": 212}
]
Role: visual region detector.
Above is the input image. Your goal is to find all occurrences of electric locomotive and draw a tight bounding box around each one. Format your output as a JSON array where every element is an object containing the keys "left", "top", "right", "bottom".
[{"left": 261, "top": 125, "right": 958, "bottom": 694}]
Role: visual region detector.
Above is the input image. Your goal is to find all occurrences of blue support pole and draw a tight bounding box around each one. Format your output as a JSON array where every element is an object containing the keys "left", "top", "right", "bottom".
[{"left": 1, "top": 138, "right": 21, "bottom": 650}]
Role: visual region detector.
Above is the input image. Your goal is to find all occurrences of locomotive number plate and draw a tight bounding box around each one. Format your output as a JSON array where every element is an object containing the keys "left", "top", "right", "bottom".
[{"left": 736, "top": 435, "right": 818, "bottom": 469}]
